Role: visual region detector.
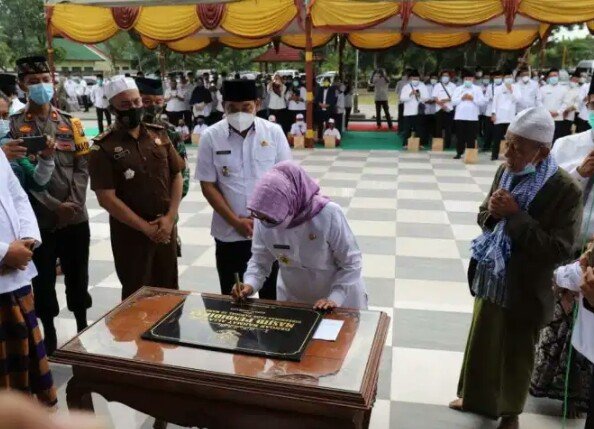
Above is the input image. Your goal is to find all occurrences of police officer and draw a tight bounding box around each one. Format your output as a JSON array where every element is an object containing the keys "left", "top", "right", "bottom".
[
  {"left": 9, "top": 56, "right": 91, "bottom": 355},
  {"left": 196, "top": 79, "right": 291, "bottom": 299},
  {"left": 89, "top": 76, "right": 185, "bottom": 300}
]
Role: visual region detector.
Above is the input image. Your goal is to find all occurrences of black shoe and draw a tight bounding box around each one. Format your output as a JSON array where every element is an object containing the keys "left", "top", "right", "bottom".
[
  {"left": 453, "top": 154, "right": 462, "bottom": 159},
  {"left": 74, "top": 310, "right": 88, "bottom": 333}
]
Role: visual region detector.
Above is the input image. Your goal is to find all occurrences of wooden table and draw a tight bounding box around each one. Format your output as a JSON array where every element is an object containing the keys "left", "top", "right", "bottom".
[{"left": 53, "top": 287, "right": 389, "bottom": 429}]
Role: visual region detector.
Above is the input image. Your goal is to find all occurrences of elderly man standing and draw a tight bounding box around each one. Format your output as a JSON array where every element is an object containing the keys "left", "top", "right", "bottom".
[
  {"left": 449, "top": 107, "right": 583, "bottom": 429},
  {"left": 89, "top": 77, "right": 185, "bottom": 300}
]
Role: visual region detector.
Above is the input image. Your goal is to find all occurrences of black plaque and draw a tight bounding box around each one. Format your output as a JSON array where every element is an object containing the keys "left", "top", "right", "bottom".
[{"left": 142, "top": 295, "right": 323, "bottom": 361}]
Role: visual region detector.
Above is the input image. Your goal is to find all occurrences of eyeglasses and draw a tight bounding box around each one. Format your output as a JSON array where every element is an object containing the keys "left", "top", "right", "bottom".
[{"left": 250, "top": 211, "right": 280, "bottom": 225}]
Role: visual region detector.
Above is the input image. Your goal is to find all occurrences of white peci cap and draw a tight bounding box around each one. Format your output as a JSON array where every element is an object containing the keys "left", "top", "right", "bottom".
[
  {"left": 104, "top": 76, "right": 138, "bottom": 100},
  {"left": 296, "top": 113, "right": 304, "bottom": 119},
  {"left": 328, "top": 118, "right": 335, "bottom": 124},
  {"left": 508, "top": 107, "right": 555, "bottom": 147}
]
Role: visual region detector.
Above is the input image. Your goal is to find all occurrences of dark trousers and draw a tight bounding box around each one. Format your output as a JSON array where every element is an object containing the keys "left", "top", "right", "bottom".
[
  {"left": 491, "top": 123, "right": 510, "bottom": 160},
  {"left": 269, "top": 108, "right": 289, "bottom": 134},
  {"left": 558, "top": 120, "right": 574, "bottom": 140},
  {"left": 479, "top": 115, "right": 494, "bottom": 150},
  {"left": 455, "top": 120, "right": 479, "bottom": 156},
  {"left": 96, "top": 108, "right": 111, "bottom": 134},
  {"left": 553, "top": 121, "right": 565, "bottom": 144},
  {"left": 110, "top": 219, "right": 178, "bottom": 300},
  {"left": 345, "top": 107, "right": 352, "bottom": 129},
  {"left": 586, "top": 366, "right": 594, "bottom": 429},
  {"left": 333, "top": 113, "right": 344, "bottom": 133},
  {"left": 400, "top": 115, "right": 427, "bottom": 147},
  {"left": 435, "top": 110, "right": 454, "bottom": 148},
  {"left": 183, "top": 110, "right": 192, "bottom": 128},
  {"left": 215, "top": 239, "right": 278, "bottom": 300},
  {"left": 315, "top": 109, "right": 332, "bottom": 140},
  {"left": 375, "top": 101, "right": 393, "bottom": 128},
  {"left": 32, "top": 221, "right": 92, "bottom": 320},
  {"left": 577, "top": 117, "right": 591, "bottom": 133},
  {"left": 166, "top": 111, "right": 184, "bottom": 126}
]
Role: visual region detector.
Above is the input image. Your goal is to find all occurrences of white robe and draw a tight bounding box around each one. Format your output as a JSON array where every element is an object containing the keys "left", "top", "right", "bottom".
[
  {"left": 551, "top": 129, "right": 594, "bottom": 245},
  {"left": 244, "top": 202, "right": 368, "bottom": 309}
]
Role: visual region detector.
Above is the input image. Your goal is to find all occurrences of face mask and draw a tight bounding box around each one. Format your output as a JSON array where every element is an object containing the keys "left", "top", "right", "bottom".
[
  {"left": 441, "top": 76, "right": 450, "bottom": 84},
  {"left": 430, "top": 78, "right": 438, "bottom": 85},
  {"left": 227, "top": 112, "right": 255, "bottom": 133},
  {"left": 580, "top": 77, "right": 587, "bottom": 84},
  {"left": 293, "top": 81, "right": 299, "bottom": 87},
  {"left": 512, "top": 151, "right": 540, "bottom": 177},
  {"left": 297, "top": 120, "right": 303, "bottom": 124},
  {"left": 532, "top": 76, "right": 539, "bottom": 81},
  {"left": 589, "top": 111, "right": 594, "bottom": 130},
  {"left": 261, "top": 215, "right": 292, "bottom": 229},
  {"left": 411, "top": 80, "right": 420, "bottom": 87},
  {"left": 521, "top": 76, "right": 530, "bottom": 83},
  {"left": 476, "top": 72, "right": 483, "bottom": 78},
  {"left": 548, "top": 76, "right": 559, "bottom": 85},
  {"left": 142, "top": 105, "right": 162, "bottom": 123},
  {"left": 339, "top": 84, "right": 346, "bottom": 92},
  {"left": 494, "top": 78, "right": 502, "bottom": 85},
  {"left": 570, "top": 81, "right": 579, "bottom": 89},
  {"left": 463, "top": 80, "right": 473, "bottom": 88},
  {"left": 28, "top": 83, "right": 54, "bottom": 105},
  {"left": 504, "top": 77, "right": 514, "bottom": 85},
  {"left": 0, "top": 119, "right": 9, "bottom": 137},
  {"left": 97, "top": 79, "right": 103, "bottom": 86},
  {"left": 115, "top": 107, "right": 143, "bottom": 129},
  {"left": 483, "top": 78, "right": 491, "bottom": 85}
]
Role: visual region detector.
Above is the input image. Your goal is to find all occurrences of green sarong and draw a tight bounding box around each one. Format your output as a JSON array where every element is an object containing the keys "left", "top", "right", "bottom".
[{"left": 457, "top": 297, "right": 540, "bottom": 419}]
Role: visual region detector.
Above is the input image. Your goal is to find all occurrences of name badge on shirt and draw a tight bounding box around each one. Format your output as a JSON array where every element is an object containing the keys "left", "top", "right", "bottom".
[
  {"left": 273, "top": 244, "right": 291, "bottom": 250},
  {"left": 114, "top": 149, "right": 131, "bottom": 160},
  {"left": 216, "top": 150, "right": 231, "bottom": 155}
]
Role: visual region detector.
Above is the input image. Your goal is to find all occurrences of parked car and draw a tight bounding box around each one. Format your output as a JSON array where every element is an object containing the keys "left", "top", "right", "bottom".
[
  {"left": 276, "top": 69, "right": 300, "bottom": 78},
  {"left": 576, "top": 60, "right": 594, "bottom": 77},
  {"left": 315, "top": 71, "right": 337, "bottom": 86}
]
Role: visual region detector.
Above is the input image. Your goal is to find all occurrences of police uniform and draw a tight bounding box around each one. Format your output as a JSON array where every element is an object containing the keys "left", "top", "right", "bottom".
[
  {"left": 9, "top": 57, "right": 91, "bottom": 349},
  {"left": 89, "top": 122, "right": 185, "bottom": 299},
  {"left": 196, "top": 79, "right": 292, "bottom": 298}
]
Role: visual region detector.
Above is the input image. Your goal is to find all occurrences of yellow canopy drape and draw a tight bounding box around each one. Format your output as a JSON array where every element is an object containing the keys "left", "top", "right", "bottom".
[
  {"left": 348, "top": 32, "right": 402, "bottom": 50},
  {"left": 281, "top": 34, "right": 333, "bottom": 49},
  {"left": 221, "top": 0, "right": 297, "bottom": 37},
  {"left": 166, "top": 36, "right": 211, "bottom": 53},
  {"left": 478, "top": 29, "right": 539, "bottom": 50},
  {"left": 410, "top": 32, "right": 472, "bottom": 49},
  {"left": 134, "top": 6, "right": 201, "bottom": 41},
  {"left": 310, "top": 0, "right": 399, "bottom": 29},
  {"left": 50, "top": 4, "right": 118, "bottom": 43},
  {"left": 220, "top": 36, "right": 271, "bottom": 49},
  {"left": 519, "top": 0, "right": 594, "bottom": 23},
  {"left": 413, "top": 0, "right": 503, "bottom": 26}
]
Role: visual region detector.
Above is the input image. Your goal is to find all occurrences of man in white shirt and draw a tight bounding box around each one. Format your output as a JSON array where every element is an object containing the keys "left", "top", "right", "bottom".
[
  {"left": 538, "top": 68, "right": 568, "bottom": 143},
  {"left": 559, "top": 71, "right": 583, "bottom": 138},
  {"left": 399, "top": 69, "right": 429, "bottom": 148},
  {"left": 433, "top": 70, "right": 457, "bottom": 149},
  {"left": 192, "top": 115, "right": 208, "bottom": 136},
  {"left": 165, "top": 75, "right": 187, "bottom": 126},
  {"left": 479, "top": 72, "right": 496, "bottom": 152},
  {"left": 0, "top": 149, "right": 57, "bottom": 406},
  {"left": 452, "top": 69, "right": 486, "bottom": 159},
  {"left": 323, "top": 117, "right": 341, "bottom": 145},
  {"left": 371, "top": 68, "right": 393, "bottom": 129},
  {"left": 196, "top": 80, "right": 292, "bottom": 299},
  {"left": 516, "top": 67, "right": 539, "bottom": 112},
  {"left": 491, "top": 70, "right": 520, "bottom": 160},
  {"left": 289, "top": 113, "right": 307, "bottom": 137},
  {"left": 180, "top": 74, "right": 192, "bottom": 129},
  {"left": 90, "top": 74, "right": 111, "bottom": 133},
  {"left": 577, "top": 75, "right": 592, "bottom": 133}
]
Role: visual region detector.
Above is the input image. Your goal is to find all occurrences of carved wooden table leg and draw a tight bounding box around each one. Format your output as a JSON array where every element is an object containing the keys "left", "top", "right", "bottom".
[
  {"left": 153, "top": 419, "right": 168, "bottom": 429},
  {"left": 65, "top": 375, "right": 95, "bottom": 412}
]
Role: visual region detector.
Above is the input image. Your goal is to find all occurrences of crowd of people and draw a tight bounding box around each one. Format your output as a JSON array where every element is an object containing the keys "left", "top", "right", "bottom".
[
  {"left": 372, "top": 66, "right": 592, "bottom": 160},
  {"left": 1, "top": 52, "right": 594, "bottom": 429}
]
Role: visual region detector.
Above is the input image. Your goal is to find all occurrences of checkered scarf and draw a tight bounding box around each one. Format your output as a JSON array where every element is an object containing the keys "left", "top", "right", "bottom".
[{"left": 470, "top": 155, "right": 558, "bottom": 308}]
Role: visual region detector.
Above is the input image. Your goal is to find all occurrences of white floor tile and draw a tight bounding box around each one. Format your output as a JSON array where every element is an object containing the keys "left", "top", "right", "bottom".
[
  {"left": 369, "top": 399, "right": 391, "bottom": 429},
  {"left": 397, "top": 190, "right": 442, "bottom": 200},
  {"left": 357, "top": 180, "right": 399, "bottom": 190},
  {"left": 443, "top": 200, "right": 480, "bottom": 213},
  {"left": 437, "top": 183, "right": 482, "bottom": 193},
  {"left": 350, "top": 197, "right": 397, "bottom": 210},
  {"left": 397, "top": 209, "right": 449, "bottom": 224},
  {"left": 394, "top": 279, "right": 474, "bottom": 313},
  {"left": 391, "top": 347, "right": 463, "bottom": 405},
  {"left": 319, "top": 187, "right": 357, "bottom": 198},
  {"left": 349, "top": 220, "right": 397, "bottom": 237},
  {"left": 397, "top": 175, "right": 438, "bottom": 183},
  {"left": 363, "top": 254, "right": 396, "bottom": 279},
  {"left": 176, "top": 227, "right": 214, "bottom": 246},
  {"left": 396, "top": 237, "right": 460, "bottom": 259},
  {"left": 450, "top": 224, "right": 482, "bottom": 241}
]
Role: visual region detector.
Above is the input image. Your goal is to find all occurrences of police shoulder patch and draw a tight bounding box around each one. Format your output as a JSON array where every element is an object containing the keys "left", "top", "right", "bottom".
[{"left": 55, "top": 108, "right": 72, "bottom": 118}]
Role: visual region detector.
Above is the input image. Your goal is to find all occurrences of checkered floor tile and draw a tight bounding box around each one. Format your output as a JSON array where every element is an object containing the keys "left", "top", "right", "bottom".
[{"left": 50, "top": 147, "right": 584, "bottom": 428}]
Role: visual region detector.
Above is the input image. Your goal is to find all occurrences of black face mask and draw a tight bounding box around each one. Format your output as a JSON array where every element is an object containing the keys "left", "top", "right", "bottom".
[
  {"left": 115, "top": 107, "right": 144, "bottom": 129},
  {"left": 142, "top": 105, "right": 162, "bottom": 123}
]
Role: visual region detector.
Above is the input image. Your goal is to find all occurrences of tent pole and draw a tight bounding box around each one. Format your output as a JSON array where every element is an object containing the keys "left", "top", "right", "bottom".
[
  {"left": 338, "top": 34, "right": 345, "bottom": 81},
  {"left": 44, "top": 7, "right": 56, "bottom": 88},
  {"left": 354, "top": 48, "right": 359, "bottom": 113},
  {"left": 305, "top": 5, "right": 314, "bottom": 148}
]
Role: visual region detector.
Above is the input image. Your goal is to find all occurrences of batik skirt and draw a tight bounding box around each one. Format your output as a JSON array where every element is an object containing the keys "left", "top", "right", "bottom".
[{"left": 0, "top": 285, "right": 57, "bottom": 406}]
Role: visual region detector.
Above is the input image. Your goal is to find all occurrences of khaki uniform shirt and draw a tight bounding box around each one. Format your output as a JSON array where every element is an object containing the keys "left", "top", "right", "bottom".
[
  {"left": 9, "top": 105, "right": 89, "bottom": 230},
  {"left": 89, "top": 123, "right": 185, "bottom": 221}
]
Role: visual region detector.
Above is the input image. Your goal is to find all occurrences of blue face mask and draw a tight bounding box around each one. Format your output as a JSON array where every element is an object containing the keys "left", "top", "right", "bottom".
[
  {"left": 548, "top": 76, "right": 559, "bottom": 85},
  {"left": 589, "top": 111, "right": 594, "bottom": 130},
  {"left": 441, "top": 76, "right": 450, "bottom": 84},
  {"left": 0, "top": 119, "right": 9, "bottom": 137},
  {"left": 463, "top": 80, "right": 473, "bottom": 88},
  {"left": 28, "top": 83, "right": 54, "bottom": 105},
  {"left": 512, "top": 152, "right": 539, "bottom": 177}
]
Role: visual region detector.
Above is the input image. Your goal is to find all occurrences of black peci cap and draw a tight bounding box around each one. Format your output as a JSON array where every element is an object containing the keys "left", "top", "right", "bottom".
[
  {"left": 134, "top": 77, "right": 164, "bottom": 96},
  {"left": 223, "top": 79, "right": 257, "bottom": 102},
  {"left": 15, "top": 55, "right": 50, "bottom": 78}
]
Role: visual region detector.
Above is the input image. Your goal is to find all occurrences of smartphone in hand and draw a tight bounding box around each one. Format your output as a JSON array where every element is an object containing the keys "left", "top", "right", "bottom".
[{"left": 21, "top": 136, "right": 47, "bottom": 155}]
